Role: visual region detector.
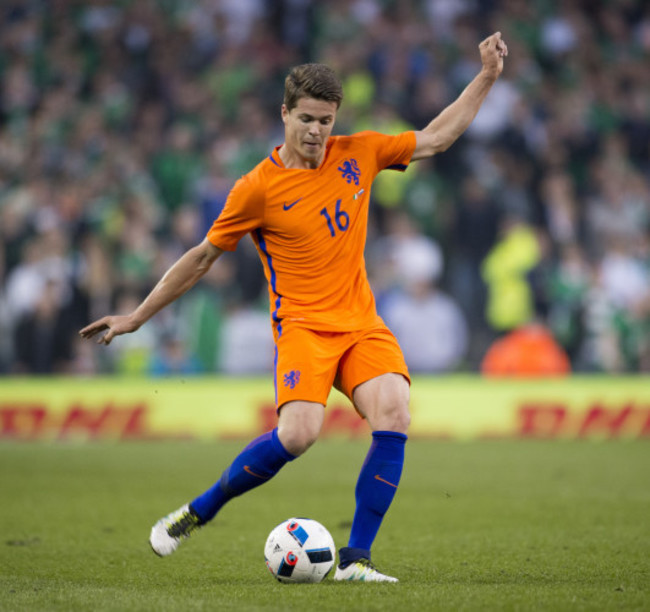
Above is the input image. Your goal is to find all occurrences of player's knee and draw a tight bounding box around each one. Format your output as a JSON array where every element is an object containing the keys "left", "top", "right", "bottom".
[
  {"left": 381, "top": 404, "right": 411, "bottom": 434},
  {"left": 373, "top": 384, "right": 411, "bottom": 434},
  {"left": 278, "top": 426, "right": 319, "bottom": 456},
  {"left": 277, "top": 403, "right": 323, "bottom": 456},
  {"left": 397, "top": 406, "right": 411, "bottom": 433}
]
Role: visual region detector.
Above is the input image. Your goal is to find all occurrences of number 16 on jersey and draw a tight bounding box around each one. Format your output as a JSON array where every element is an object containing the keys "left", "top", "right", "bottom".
[{"left": 320, "top": 200, "right": 349, "bottom": 237}]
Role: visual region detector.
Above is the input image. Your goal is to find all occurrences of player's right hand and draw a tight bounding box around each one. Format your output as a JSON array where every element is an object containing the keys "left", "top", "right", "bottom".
[
  {"left": 79, "top": 315, "right": 140, "bottom": 346},
  {"left": 479, "top": 31, "right": 508, "bottom": 79}
]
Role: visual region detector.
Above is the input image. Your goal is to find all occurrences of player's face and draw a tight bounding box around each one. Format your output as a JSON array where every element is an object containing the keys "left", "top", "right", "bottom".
[{"left": 282, "top": 97, "right": 337, "bottom": 167}]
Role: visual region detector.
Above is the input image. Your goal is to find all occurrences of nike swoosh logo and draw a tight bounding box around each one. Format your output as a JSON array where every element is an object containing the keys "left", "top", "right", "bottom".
[
  {"left": 283, "top": 198, "right": 302, "bottom": 211},
  {"left": 374, "top": 474, "right": 398, "bottom": 488},
  {"left": 244, "top": 465, "right": 269, "bottom": 479}
]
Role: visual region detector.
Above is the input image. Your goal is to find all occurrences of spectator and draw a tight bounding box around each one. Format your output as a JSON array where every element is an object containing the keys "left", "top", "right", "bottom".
[
  {"left": 382, "top": 282, "right": 469, "bottom": 374},
  {"left": 481, "top": 323, "right": 571, "bottom": 377},
  {"left": 149, "top": 332, "right": 203, "bottom": 377},
  {"left": 481, "top": 216, "right": 542, "bottom": 333},
  {"left": 13, "top": 280, "right": 74, "bottom": 374},
  {"left": 375, "top": 212, "right": 468, "bottom": 372},
  {"left": 219, "top": 306, "right": 275, "bottom": 375}
]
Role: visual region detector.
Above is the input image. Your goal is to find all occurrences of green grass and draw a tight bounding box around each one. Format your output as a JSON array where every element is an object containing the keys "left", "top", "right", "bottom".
[{"left": 1, "top": 440, "right": 648, "bottom": 611}]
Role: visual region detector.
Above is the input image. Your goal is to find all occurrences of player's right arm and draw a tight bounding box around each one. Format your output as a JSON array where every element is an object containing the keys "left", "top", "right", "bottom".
[{"left": 79, "top": 238, "right": 223, "bottom": 345}]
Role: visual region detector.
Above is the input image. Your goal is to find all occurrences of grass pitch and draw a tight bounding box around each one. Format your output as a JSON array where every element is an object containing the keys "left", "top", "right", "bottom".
[{"left": 1, "top": 439, "right": 648, "bottom": 611}]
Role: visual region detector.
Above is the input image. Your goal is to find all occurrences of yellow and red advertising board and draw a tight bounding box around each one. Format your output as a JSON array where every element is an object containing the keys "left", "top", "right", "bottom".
[{"left": 0, "top": 376, "right": 648, "bottom": 441}]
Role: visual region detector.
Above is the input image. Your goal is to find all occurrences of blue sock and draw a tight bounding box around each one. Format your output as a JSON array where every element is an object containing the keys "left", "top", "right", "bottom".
[
  {"left": 343, "top": 430, "right": 407, "bottom": 563},
  {"left": 190, "top": 428, "right": 295, "bottom": 523}
]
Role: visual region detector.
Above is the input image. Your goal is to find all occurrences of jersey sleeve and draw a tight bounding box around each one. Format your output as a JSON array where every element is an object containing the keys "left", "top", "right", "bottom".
[
  {"left": 357, "top": 131, "right": 416, "bottom": 173},
  {"left": 206, "top": 174, "right": 265, "bottom": 251}
]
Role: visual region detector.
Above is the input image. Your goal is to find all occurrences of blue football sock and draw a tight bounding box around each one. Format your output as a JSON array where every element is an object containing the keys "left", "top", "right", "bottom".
[
  {"left": 190, "top": 428, "right": 295, "bottom": 523},
  {"left": 345, "top": 430, "right": 407, "bottom": 560}
]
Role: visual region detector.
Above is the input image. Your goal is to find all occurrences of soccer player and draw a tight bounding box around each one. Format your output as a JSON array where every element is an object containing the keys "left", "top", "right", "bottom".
[{"left": 80, "top": 32, "right": 507, "bottom": 582}]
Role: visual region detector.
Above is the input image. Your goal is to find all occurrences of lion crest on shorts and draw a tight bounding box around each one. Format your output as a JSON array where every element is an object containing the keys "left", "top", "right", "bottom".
[{"left": 283, "top": 370, "right": 301, "bottom": 389}]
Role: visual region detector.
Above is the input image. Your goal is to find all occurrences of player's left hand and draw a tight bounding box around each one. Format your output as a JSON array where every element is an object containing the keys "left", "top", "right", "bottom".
[{"left": 479, "top": 32, "right": 508, "bottom": 79}]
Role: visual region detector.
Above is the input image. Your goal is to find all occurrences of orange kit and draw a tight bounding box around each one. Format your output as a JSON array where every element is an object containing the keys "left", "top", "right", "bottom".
[{"left": 207, "top": 130, "right": 416, "bottom": 407}]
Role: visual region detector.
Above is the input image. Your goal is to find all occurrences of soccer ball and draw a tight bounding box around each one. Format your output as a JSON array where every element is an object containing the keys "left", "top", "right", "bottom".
[{"left": 264, "top": 518, "right": 336, "bottom": 583}]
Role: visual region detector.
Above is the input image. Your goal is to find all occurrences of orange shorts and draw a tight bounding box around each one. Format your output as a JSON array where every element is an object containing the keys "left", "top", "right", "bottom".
[{"left": 273, "top": 321, "right": 410, "bottom": 409}]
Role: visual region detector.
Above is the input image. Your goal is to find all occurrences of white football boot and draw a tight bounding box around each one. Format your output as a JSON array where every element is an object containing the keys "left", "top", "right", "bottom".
[
  {"left": 149, "top": 503, "right": 202, "bottom": 557},
  {"left": 333, "top": 558, "right": 399, "bottom": 583}
]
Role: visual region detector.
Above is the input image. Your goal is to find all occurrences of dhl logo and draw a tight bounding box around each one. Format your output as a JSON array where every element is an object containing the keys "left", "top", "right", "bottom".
[
  {"left": 0, "top": 401, "right": 648, "bottom": 440},
  {"left": 0, "top": 403, "right": 149, "bottom": 440},
  {"left": 518, "top": 403, "right": 650, "bottom": 438}
]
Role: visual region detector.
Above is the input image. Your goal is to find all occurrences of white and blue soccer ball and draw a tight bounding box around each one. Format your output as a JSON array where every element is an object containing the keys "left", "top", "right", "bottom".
[{"left": 264, "top": 518, "right": 336, "bottom": 583}]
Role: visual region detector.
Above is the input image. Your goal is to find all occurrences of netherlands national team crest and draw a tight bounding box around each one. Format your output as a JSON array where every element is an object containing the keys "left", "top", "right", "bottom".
[
  {"left": 283, "top": 370, "right": 301, "bottom": 389},
  {"left": 338, "top": 158, "right": 360, "bottom": 185}
]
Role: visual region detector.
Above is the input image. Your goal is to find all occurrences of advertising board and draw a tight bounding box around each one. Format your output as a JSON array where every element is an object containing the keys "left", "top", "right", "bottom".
[{"left": 1, "top": 376, "right": 648, "bottom": 441}]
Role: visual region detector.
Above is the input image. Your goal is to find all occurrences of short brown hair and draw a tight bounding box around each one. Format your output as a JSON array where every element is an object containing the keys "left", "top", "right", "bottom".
[{"left": 283, "top": 63, "right": 343, "bottom": 111}]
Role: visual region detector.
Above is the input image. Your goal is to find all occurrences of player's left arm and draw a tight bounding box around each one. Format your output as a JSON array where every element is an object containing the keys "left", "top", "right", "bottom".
[{"left": 411, "top": 31, "right": 508, "bottom": 161}]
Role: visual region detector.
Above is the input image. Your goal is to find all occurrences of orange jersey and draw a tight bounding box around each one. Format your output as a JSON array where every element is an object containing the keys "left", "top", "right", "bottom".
[{"left": 207, "top": 130, "right": 416, "bottom": 332}]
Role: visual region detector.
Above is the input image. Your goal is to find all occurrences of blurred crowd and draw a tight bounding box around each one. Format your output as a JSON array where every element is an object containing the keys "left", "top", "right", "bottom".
[{"left": 1, "top": 0, "right": 649, "bottom": 377}]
